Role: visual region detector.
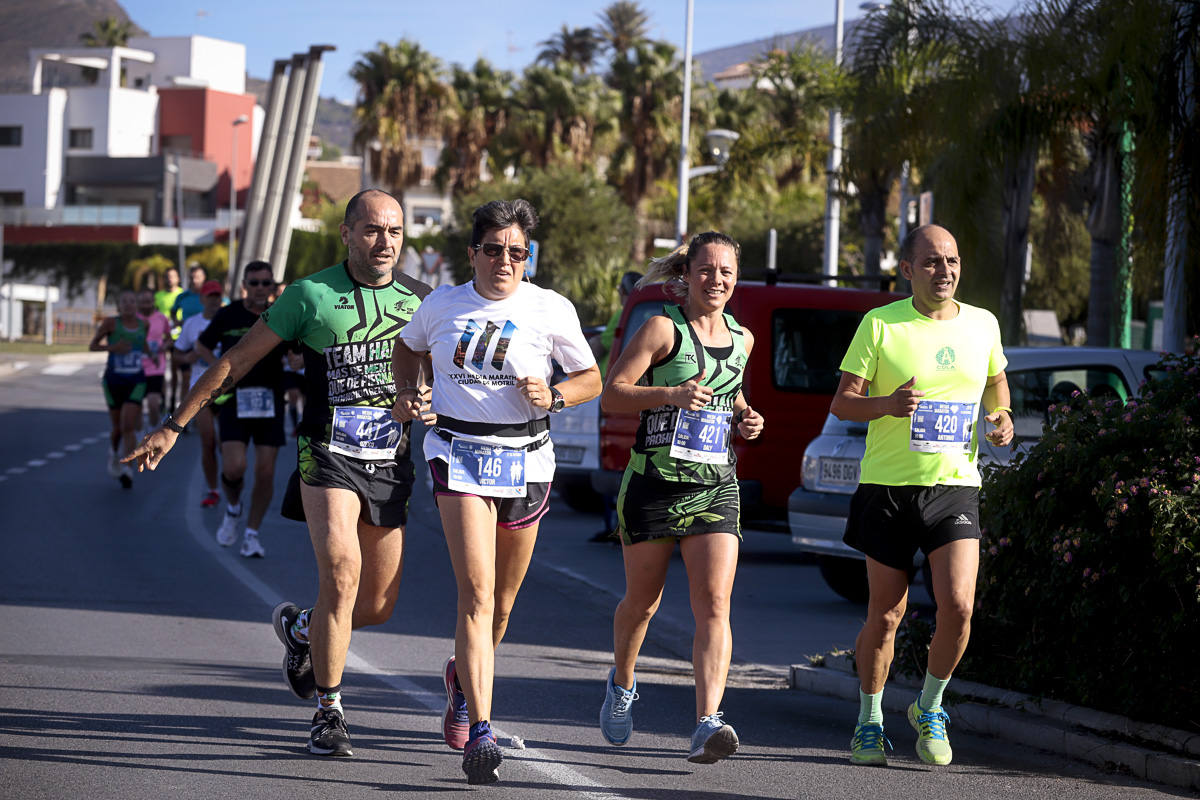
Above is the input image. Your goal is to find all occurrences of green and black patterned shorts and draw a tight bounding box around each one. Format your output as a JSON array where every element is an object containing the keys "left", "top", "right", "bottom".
[{"left": 616, "top": 470, "right": 741, "bottom": 545}]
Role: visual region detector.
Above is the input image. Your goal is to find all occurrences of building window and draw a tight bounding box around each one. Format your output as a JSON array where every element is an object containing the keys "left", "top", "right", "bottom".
[
  {"left": 0, "top": 191, "right": 24, "bottom": 206},
  {"left": 69, "top": 128, "right": 94, "bottom": 149},
  {"left": 0, "top": 126, "right": 21, "bottom": 147}
]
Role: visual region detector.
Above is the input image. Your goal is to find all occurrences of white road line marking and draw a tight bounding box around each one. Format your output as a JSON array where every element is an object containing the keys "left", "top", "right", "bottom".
[
  {"left": 183, "top": 460, "right": 625, "bottom": 799},
  {"left": 41, "top": 363, "right": 84, "bottom": 376},
  {"left": 6, "top": 467, "right": 27, "bottom": 475},
  {"left": 27, "top": 459, "right": 47, "bottom": 467},
  {"left": 47, "top": 452, "right": 65, "bottom": 459},
  {"left": 0, "top": 475, "right": 6, "bottom": 482},
  {"left": 12, "top": 361, "right": 30, "bottom": 371},
  {"left": 64, "top": 444, "right": 83, "bottom": 452}
]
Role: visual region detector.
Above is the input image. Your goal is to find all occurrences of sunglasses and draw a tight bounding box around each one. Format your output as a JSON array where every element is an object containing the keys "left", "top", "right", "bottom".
[
  {"left": 472, "top": 242, "right": 529, "bottom": 262},
  {"left": 244, "top": 279, "right": 275, "bottom": 288}
]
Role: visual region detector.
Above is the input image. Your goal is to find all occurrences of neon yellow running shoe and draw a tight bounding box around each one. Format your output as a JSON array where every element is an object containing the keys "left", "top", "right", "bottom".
[
  {"left": 907, "top": 698, "right": 953, "bottom": 765},
  {"left": 849, "top": 722, "right": 890, "bottom": 766}
]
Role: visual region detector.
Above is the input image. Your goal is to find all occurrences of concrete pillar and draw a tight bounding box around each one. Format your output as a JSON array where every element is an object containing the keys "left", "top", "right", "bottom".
[
  {"left": 268, "top": 45, "right": 334, "bottom": 280},
  {"left": 250, "top": 53, "right": 308, "bottom": 294},
  {"left": 239, "top": 58, "right": 290, "bottom": 283}
]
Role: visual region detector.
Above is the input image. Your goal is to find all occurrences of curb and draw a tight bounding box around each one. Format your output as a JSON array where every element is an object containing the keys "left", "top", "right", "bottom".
[{"left": 790, "top": 662, "right": 1200, "bottom": 791}]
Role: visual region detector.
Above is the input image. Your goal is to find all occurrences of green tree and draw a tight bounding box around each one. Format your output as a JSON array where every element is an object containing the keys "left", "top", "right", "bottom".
[
  {"left": 596, "top": 1, "right": 651, "bottom": 57},
  {"left": 79, "top": 16, "right": 135, "bottom": 47},
  {"left": 351, "top": 40, "right": 451, "bottom": 210},
  {"left": 537, "top": 25, "right": 601, "bottom": 73},
  {"left": 438, "top": 59, "right": 515, "bottom": 195},
  {"left": 447, "top": 165, "right": 638, "bottom": 325},
  {"left": 503, "top": 64, "right": 619, "bottom": 171},
  {"left": 606, "top": 40, "right": 683, "bottom": 261}
]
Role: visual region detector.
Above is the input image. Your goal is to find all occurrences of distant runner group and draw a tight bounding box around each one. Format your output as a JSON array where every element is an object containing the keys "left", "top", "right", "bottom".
[{"left": 116, "top": 190, "right": 1012, "bottom": 783}]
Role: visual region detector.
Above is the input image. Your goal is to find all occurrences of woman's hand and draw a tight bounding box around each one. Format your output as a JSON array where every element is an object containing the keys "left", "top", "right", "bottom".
[
  {"left": 392, "top": 385, "right": 434, "bottom": 424},
  {"left": 671, "top": 370, "right": 713, "bottom": 411},
  {"left": 737, "top": 406, "right": 764, "bottom": 440},
  {"left": 517, "top": 376, "right": 552, "bottom": 410}
]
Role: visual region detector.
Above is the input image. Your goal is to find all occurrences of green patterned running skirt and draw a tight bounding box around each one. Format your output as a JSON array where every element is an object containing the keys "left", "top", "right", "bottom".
[{"left": 616, "top": 469, "right": 741, "bottom": 545}]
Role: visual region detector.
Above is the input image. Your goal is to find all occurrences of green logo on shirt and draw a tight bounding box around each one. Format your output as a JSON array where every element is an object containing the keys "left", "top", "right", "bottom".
[{"left": 936, "top": 346, "right": 956, "bottom": 370}]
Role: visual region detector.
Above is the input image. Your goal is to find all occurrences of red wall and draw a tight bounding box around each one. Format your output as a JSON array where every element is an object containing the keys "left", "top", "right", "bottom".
[
  {"left": 159, "top": 87, "right": 255, "bottom": 207},
  {"left": 5, "top": 226, "right": 140, "bottom": 244}
]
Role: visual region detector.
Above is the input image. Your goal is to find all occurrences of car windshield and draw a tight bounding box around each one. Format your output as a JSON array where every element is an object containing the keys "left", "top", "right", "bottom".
[
  {"left": 1006, "top": 364, "right": 1132, "bottom": 441},
  {"left": 772, "top": 309, "right": 868, "bottom": 393}
]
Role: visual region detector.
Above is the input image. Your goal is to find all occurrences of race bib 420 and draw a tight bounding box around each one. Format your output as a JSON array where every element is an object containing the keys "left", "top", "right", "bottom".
[{"left": 910, "top": 400, "right": 976, "bottom": 453}]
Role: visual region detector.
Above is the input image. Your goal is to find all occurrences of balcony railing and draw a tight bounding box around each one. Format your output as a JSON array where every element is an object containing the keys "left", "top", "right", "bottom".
[{"left": 0, "top": 205, "right": 141, "bottom": 226}]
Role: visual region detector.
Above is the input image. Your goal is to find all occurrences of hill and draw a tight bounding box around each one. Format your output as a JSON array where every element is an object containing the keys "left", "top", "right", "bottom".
[{"left": 0, "top": 0, "right": 143, "bottom": 93}]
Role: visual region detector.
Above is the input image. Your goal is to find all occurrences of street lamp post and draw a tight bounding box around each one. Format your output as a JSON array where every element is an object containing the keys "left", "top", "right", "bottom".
[
  {"left": 823, "top": 0, "right": 845, "bottom": 285},
  {"left": 166, "top": 155, "right": 185, "bottom": 274},
  {"left": 229, "top": 114, "right": 249, "bottom": 282}
]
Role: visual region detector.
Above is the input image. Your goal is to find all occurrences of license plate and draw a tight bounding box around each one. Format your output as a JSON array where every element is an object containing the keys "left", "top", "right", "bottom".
[
  {"left": 820, "top": 457, "right": 860, "bottom": 487},
  {"left": 556, "top": 445, "right": 585, "bottom": 464}
]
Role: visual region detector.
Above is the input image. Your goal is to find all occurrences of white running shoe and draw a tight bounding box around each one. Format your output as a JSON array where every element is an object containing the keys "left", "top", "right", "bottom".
[
  {"left": 216, "top": 511, "right": 240, "bottom": 546},
  {"left": 240, "top": 531, "right": 265, "bottom": 558},
  {"left": 118, "top": 464, "right": 133, "bottom": 490},
  {"left": 106, "top": 448, "right": 120, "bottom": 478}
]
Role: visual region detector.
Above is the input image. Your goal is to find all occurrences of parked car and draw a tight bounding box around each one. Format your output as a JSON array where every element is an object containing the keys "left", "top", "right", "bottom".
[
  {"left": 549, "top": 325, "right": 604, "bottom": 513},
  {"left": 592, "top": 275, "right": 903, "bottom": 528},
  {"left": 789, "top": 346, "right": 1167, "bottom": 602},
  {"left": 550, "top": 395, "right": 603, "bottom": 512}
]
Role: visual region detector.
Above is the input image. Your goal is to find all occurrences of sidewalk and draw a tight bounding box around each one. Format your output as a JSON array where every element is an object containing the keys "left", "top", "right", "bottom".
[
  {"left": 791, "top": 654, "right": 1200, "bottom": 791},
  {"left": 0, "top": 349, "right": 104, "bottom": 378}
]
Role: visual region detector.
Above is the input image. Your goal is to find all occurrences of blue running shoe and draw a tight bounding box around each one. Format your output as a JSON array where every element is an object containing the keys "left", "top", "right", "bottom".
[
  {"left": 687, "top": 712, "right": 739, "bottom": 764},
  {"left": 907, "top": 698, "right": 953, "bottom": 765},
  {"left": 599, "top": 667, "right": 638, "bottom": 745},
  {"left": 849, "top": 722, "right": 891, "bottom": 766},
  {"left": 462, "top": 721, "right": 502, "bottom": 784}
]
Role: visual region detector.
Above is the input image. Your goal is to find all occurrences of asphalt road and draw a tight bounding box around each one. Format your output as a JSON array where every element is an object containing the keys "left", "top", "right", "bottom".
[{"left": 0, "top": 355, "right": 1186, "bottom": 799}]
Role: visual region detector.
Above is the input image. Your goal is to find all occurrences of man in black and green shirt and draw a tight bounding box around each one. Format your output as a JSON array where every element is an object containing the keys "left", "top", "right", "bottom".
[
  {"left": 126, "top": 190, "right": 432, "bottom": 758},
  {"left": 196, "top": 260, "right": 291, "bottom": 557}
]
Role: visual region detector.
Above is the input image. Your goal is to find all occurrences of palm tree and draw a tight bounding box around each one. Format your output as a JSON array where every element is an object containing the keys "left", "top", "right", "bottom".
[
  {"left": 503, "top": 64, "right": 619, "bottom": 170},
  {"left": 606, "top": 40, "right": 683, "bottom": 261},
  {"left": 597, "top": 1, "right": 651, "bottom": 58},
  {"left": 351, "top": 40, "right": 451, "bottom": 211},
  {"left": 536, "top": 25, "right": 601, "bottom": 73},
  {"left": 438, "top": 59, "right": 514, "bottom": 195},
  {"left": 80, "top": 16, "right": 135, "bottom": 47},
  {"left": 842, "top": 0, "right": 960, "bottom": 278}
]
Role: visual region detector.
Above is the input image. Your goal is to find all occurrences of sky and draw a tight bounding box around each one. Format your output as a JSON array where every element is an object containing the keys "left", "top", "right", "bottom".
[{"left": 117, "top": 0, "right": 1026, "bottom": 105}]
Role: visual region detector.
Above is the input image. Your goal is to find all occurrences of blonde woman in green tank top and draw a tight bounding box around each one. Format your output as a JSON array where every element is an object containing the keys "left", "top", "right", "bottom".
[{"left": 597, "top": 231, "right": 765, "bottom": 764}]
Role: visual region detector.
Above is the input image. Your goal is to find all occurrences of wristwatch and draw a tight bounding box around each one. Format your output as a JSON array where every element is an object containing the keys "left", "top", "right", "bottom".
[{"left": 548, "top": 386, "right": 565, "bottom": 413}]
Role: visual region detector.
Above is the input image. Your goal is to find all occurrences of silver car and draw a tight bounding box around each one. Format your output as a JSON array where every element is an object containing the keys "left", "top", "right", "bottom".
[{"left": 789, "top": 346, "right": 1166, "bottom": 602}]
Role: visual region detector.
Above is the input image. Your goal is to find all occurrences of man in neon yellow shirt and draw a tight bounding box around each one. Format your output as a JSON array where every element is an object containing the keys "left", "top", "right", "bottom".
[{"left": 830, "top": 224, "right": 1013, "bottom": 768}]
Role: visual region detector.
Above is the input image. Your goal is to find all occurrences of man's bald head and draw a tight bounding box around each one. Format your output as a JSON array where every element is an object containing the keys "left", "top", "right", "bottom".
[
  {"left": 900, "top": 224, "right": 955, "bottom": 265},
  {"left": 344, "top": 189, "right": 402, "bottom": 229}
]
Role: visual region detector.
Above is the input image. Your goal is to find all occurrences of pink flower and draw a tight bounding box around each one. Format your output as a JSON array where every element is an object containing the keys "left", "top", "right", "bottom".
[{"left": 1063, "top": 552, "right": 1074, "bottom": 563}]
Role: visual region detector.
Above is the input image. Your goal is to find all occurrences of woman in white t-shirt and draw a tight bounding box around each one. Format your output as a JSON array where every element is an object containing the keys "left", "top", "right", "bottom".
[{"left": 393, "top": 199, "right": 601, "bottom": 785}]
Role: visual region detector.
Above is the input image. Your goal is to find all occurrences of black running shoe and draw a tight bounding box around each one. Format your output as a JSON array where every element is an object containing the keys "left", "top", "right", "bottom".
[
  {"left": 272, "top": 601, "right": 315, "bottom": 699},
  {"left": 462, "top": 723, "right": 502, "bottom": 784},
  {"left": 307, "top": 708, "right": 353, "bottom": 756}
]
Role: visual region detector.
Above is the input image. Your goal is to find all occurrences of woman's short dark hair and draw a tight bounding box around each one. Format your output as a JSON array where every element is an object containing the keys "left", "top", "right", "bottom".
[{"left": 470, "top": 199, "right": 539, "bottom": 248}]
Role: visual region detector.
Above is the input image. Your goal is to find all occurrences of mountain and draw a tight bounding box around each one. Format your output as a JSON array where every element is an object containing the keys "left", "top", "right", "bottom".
[
  {"left": 0, "top": 0, "right": 144, "bottom": 93},
  {"left": 1, "top": 0, "right": 355, "bottom": 154}
]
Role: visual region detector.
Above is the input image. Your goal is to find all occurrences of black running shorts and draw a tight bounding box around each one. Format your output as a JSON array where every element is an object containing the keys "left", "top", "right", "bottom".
[
  {"left": 616, "top": 470, "right": 741, "bottom": 546},
  {"left": 842, "top": 483, "right": 981, "bottom": 571},
  {"left": 282, "top": 435, "right": 415, "bottom": 528},
  {"left": 217, "top": 399, "right": 286, "bottom": 447},
  {"left": 427, "top": 458, "right": 551, "bottom": 530},
  {"left": 144, "top": 374, "right": 165, "bottom": 396},
  {"left": 103, "top": 378, "right": 146, "bottom": 409}
]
